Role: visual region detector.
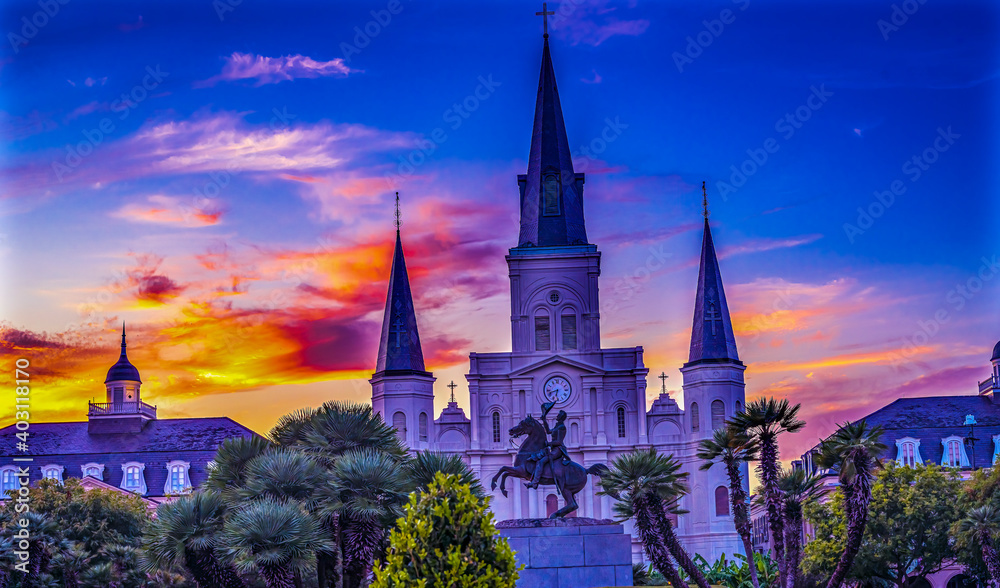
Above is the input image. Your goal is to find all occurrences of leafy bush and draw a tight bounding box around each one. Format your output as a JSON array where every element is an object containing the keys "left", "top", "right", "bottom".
[
  {"left": 371, "top": 472, "right": 521, "bottom": 588},
  {"left": 678, "top": 552, "right": 779, "bottom": 588}
]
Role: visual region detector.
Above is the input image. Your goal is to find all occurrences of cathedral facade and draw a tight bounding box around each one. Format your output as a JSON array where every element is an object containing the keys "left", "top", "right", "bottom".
[{"left": 370, "top": 35, "right": 747, "bottom": 562}]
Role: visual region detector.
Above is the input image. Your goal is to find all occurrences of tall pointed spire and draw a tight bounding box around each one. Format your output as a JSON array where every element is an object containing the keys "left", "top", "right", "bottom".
[
  {"left": 375, "top": 196, "right": 427, "bottom": 375},
  {"left": 687, "top": 185, "right": 741, "bottom": 365},
  {"left": 517, "top": 33, "right": 588, "bottom": 248},
  {"left": 106, "top": 322, "right": 141, "bottom": 382}
]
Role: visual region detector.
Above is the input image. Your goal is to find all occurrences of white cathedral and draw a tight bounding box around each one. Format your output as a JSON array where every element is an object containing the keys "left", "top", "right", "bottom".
[{"left": 370, "top": 33, "right": 747, "bottom": 562}]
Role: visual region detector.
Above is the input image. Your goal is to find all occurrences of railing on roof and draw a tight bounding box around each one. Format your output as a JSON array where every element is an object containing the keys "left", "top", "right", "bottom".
[
  {"left": 979, "top": 375, "right": 997, "bottom": 395},
  {"left": 87, "top": 401, "right": 157, "bottom": 419}
]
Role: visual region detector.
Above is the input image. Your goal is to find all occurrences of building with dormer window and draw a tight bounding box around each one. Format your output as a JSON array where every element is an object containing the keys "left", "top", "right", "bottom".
[{"left": 0, "top": 326, "right": 258, "bottom": 505}]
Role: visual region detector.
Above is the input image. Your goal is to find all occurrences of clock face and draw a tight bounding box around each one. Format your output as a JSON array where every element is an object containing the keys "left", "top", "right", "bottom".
[{"left": 543, "top": 376, "right": 572, "bottom": 404}]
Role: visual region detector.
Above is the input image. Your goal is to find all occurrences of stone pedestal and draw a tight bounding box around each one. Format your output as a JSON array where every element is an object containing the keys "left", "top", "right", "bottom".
[{"left": 497, "top": 518, "right": 633, "bottom": 588}]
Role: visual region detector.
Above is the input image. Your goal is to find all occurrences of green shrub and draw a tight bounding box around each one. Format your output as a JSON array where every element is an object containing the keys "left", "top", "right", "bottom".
[{"left": 372, "top": 472, "right": 521, "bottom": 588}]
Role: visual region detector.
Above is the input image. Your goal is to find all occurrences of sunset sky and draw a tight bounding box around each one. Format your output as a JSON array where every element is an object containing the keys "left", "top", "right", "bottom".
[{"left": 1, "top": 0, "right": 997, "bottom": 461}]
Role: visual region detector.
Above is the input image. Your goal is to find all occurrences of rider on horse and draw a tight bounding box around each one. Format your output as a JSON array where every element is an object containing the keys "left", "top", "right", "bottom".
[{"left": 526, "top": 402, "right": 570, "bottom": 489}]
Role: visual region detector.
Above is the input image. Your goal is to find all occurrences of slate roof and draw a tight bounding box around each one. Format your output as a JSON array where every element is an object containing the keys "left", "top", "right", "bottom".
[
  {"left": 0, "top": 417, "right": 259, "bottom": 498},
  {"left": 0, "top": 417, "right": 256, "bottom": 456},
  {"left": 808, "top": 395, "right": 1000, "bottom": 470},
  {"left": 516, "top": 36, "right": 588, "bottom": 248},
  {"left": 686, "top": 218, "right": 741, "bottom": 366},
  {"left": 374, "top": 230, "right": 427, "bottom": 375}
]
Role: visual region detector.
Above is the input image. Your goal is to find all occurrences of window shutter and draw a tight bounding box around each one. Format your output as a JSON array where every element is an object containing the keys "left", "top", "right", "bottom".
[
  {"left": 535, "top": 315, "right": 550, "bottom": 351},
  {"left": 561, "top": 313, "right": 577, "bottom": 350}
]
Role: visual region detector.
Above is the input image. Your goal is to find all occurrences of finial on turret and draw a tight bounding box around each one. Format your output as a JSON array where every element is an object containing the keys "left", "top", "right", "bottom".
[
  {"left": 394, "top": 192, "right": 401, "bottom": 233},
  {"left": 536, "top": 2, "right": 555, "bottom": 39},
  {"left": 702, "top": 181, "right": 710, "bottom": 220},
  {"left": 121, "top": 321, "right": 126, "bottom": 348}
]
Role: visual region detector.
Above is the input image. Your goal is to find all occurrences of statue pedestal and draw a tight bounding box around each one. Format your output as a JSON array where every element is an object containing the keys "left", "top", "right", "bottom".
[{"left": 496, "top": 518, "right": 633, "bottom": 588}]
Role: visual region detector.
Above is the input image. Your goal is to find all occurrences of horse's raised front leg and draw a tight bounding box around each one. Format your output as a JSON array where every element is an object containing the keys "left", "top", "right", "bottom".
[
  {"left": 550, "top": 490, "right": 579, "bottom": 519},
  {"left": 492, "top": 466, "right": 518, "bottom": 497}
]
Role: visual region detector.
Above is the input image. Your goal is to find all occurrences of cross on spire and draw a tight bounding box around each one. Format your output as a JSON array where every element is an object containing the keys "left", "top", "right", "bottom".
[
  {"left": 536, "top": 2, "right": 555, "bottom": 38},
  {"left": 447, "top": 380, "right": 457, "bottom": 403},
  {"left": 658, "top": 371, "right": 669, "bottom": 394},
  {"left": 394, "top": 191, "right": 401, "bottom": 232},
  {"left": 705, "top": 302, "right": 722, "bottom": 335},
  {"left": 702, "top": 180, "right": 710, "bottom": 220}
]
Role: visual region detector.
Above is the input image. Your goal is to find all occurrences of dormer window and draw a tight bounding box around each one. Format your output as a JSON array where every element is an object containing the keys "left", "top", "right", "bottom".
[
  {"left": 941, "top": 436, "right": 970, "bottom": 468},
  {"left": 0, "top": 466, "right": 18, "bottom": 496},
  {"left": 542, "top": 172, "right": 560, "bottom": 216},
  {"left": 895, "top": 437, "right": 922, "bottom": 467},
  {"left": 993, "top": 434, "right": 1000, "bottom": 466},
  {"left": 42, "top": 465, "right": 64, "bottom": 483},
  {"left": 121, "top": 462, "right": 147, "bottom": 495},
  {"left": 164, "top": 461, "right": 191, "bottom": 495},
  {"left": 81, "top": 463, "right": 104, "bottom": 481}
]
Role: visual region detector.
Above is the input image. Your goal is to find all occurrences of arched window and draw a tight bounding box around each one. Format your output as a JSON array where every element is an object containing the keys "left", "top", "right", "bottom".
[
  {"left": 715, "top": 486, "right": 730, "bottom": 516},
  {"left": 711, "top": 400, "right": 726, "bottom": 431},
  {"left": 941, "top": 436, "right": 969, "bottom": 468},
  {"left": 690, "top": 402, "right": 700, "bottom": 432},
  {"left": 561, "top": 308, "right": 577, "bottom": 350},
  {"left": 418, "top": 412, "right": 428, "bottom": 442},
  {"left": 542, "top": 172, "right": 561, "bottom": 216},
  {"left": 81, "top": 463, "right": 104, "bottom": 481},
  {"left": 0, "top": 467, "right": 18, "bottom": 495},
  {"left": 895, "top": 437, "right": 923, "bottom": 467},
  {"left": 616, "top": 406, "right": 626, "bottom": 438},
  {"left": 534, "top": 310, "right": 550, "bottom": 351},
  {"left": 42, "top": 465, "right": 64, "bottom": 483},
  {"left": 545, "top": 493, "right": 559, "bottom": 517},
  {"left": 164, "top": 461, "right": 191, "bottom": 495},
  {"left": 492, "top": 411, "right": 502, "bottom": 444},
  {"left": 120, "top": 462, "right": 147, "bottom": 495},
  {"left": 735, "top": 400, "right": 742, "bottom": 414},
  {"left": 392, "top": 412, "right": 407, "bottom": 439}
]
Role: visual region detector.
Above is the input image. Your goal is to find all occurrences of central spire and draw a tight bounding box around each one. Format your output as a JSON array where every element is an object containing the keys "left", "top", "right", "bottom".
[
  {"left": 375, "top": 196, "right": 427, "bottom": 375},
  {"left": 516, "top": 33, "right": 588, "bottom": 248},
  {"left": 687, "top": 186, "right": 741, "bottom": 366}
]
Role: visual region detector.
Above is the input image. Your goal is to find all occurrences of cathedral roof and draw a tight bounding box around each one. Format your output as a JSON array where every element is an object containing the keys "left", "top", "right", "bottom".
[
  {"left": 686, "top": 215, "right": 741, "bottom": 366},
  {"left": 375, "top": 229, "right": 428, "bottom": 375},
  {"left": 517, "top": 36, "right": 588, "bottom": 248},
  {"left": 105, "top": 325, "right": 141, "bottom": 383}
]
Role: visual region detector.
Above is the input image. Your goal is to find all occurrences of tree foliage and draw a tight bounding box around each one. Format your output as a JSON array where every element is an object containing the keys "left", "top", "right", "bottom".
[
  {"left": 371, "top": 473, "right": 520, "bottom": 588},
  {"left": 802, "top": 463, "right": 963, "bottom": 586}
]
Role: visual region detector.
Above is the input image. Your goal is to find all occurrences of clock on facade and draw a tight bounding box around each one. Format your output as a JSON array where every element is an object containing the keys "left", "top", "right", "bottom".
[{"left": 543, "top": 376, "right": 572, "bottom": 404}]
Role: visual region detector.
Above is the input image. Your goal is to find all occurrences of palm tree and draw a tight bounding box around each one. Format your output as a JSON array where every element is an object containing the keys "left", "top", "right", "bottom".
[
  {"left": 728, "top": 397, "right": 805, "bottom": 584},
  {"left": 600, "top": 449, "right": 711, "bottom": 588},
  {"left": 956, "top": 504, "right": 1000, "bottom": 582},
  {"left": 220, "top": 497, "right": 334, "bottom": 588},
  {"left": 776, "top": 469, "right": 824, "bottom": 588},
  {"left": 402, "top": 451, "right": 484, "bottom": 497},
  {"left": 143, "top": 491, "right": 246, "bottom": 588},
  {"left": 697, "top": 427, "right": 760, "bottom": 588},
  {"left": 204, "top": 436, "right": 275, "bottom": 502},
  {"left": 301, "top": 401, "right": 409, "bottom": 464},
  {"left": 237, "top": 448, "right": 331, "bottom": 510},
  {"left": 324, "top": 448, "right": 409, "bottom": 588},
  {"left": 815, "top": 420, "right": 886, "bottom": 588}
]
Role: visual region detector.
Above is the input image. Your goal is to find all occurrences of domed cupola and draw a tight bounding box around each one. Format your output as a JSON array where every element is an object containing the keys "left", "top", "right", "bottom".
[
  {"left": 991, "top": 339, "right": 1000, "bottom": 363},
  {"left": 106, "top": 324, "right": 141, "bottom": 384}
]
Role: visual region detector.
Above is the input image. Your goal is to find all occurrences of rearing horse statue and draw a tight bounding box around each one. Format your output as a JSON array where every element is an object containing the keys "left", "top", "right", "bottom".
[{"left": 490, "top": 413, "right": 610, "bottom": 518}]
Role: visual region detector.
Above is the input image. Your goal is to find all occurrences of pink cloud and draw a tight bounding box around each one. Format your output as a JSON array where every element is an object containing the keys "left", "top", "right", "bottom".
[
  {"left": 112, "top": 195, "right": 226, "bottom": 227},
  {"left": 551, "top": 0, "right": 650, "bottom": 46},
  {"left": 581, "top": 69, "right": 603, "bottom": 84},
  {"left": 195, "top": 52, "right": 357, "bottom": 87},
  {"left": 64, "top": 101, "right": 108, "bottom": 122}
]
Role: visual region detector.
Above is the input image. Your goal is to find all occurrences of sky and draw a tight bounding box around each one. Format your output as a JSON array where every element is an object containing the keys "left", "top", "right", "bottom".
[{"left": 0, "top": 0, "right": 997, "bottom": 462}]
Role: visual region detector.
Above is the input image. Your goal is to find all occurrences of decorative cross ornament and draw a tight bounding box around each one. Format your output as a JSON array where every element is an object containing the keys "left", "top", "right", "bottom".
[
  {"left": 394, "top": 191, "right": 402, "bottom": 232},
  {"left": 658, "top": 371, "right": 669, "bottom": 394},
  {"left": 448, "top": 380, "right": 457, "bottom": 403},
  {"left": 536, "top": 2, "right": 555, "bottom": 38},
  {"left": 705, "top": 303, "right": 722, "bottom": 335}
]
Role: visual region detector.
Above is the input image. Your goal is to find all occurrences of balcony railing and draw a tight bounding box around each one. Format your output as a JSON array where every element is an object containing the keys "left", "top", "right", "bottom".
[
  {"left": 979, "top": 375, "right": 997, "bottom": 395},
  {"left": 88, "top": 401, "right": 157, "bottom": 418}
]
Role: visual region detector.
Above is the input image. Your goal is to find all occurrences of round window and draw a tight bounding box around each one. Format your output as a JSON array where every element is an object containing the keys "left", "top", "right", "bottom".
[{"left": 548, "top": 290, "right": 560, "bottom": 304}]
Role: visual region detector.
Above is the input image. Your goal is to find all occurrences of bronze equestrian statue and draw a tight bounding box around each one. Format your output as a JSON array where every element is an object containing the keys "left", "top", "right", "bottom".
[{"left": 490, "top": 401, "right": 609, "bottom": 518}]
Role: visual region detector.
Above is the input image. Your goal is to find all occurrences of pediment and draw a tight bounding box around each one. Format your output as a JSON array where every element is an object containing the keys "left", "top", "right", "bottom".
[{"left": 509, "top": 354, "right": 604, "bottom": 377}]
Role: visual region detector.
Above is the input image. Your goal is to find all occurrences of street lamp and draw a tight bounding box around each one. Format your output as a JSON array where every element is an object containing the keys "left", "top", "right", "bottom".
[{"left": 964, "top": 414, "right": 978, "bottom": 470}]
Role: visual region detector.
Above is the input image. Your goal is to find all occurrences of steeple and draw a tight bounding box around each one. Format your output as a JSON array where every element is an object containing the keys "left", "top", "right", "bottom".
[
  {"left": 375, "top": 198, "right": 427, "bottom": 375},
  {"left": 516, "top": 34, "right": 588, "bottom": 248},
  {"left": 105, "top": 322, "right": 141, "bottom": 383},
  {"left": 687, "top": 184, "right": 741, "bottom": 365}
]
